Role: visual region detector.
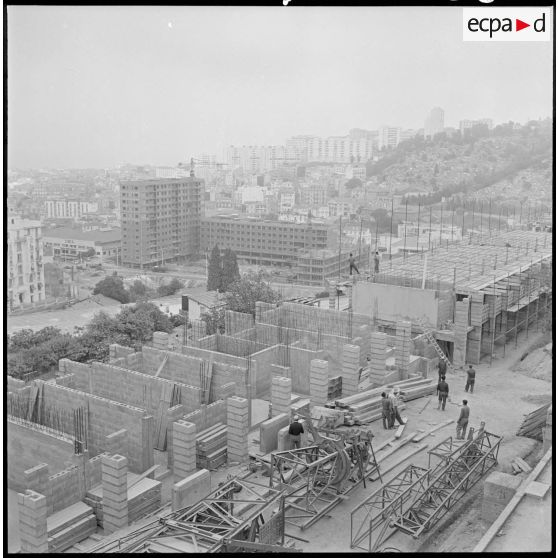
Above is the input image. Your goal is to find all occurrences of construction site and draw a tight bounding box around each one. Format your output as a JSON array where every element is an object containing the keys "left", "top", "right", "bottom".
[{"left": 7, "top": 229, "right": 553, "bottom": 554}]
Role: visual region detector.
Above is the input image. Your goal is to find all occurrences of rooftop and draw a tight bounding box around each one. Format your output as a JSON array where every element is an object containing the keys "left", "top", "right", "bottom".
[
  {"left": 42, "top": 227, "right": 121, "bottom": 244},
  {"left": 185, "top": 291, "right": 226, "bottom": 309}
]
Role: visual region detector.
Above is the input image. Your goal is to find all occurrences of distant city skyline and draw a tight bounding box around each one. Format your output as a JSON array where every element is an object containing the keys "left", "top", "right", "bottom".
[{"left": 8, "top": 6, "right": 553, "bottom": 169}]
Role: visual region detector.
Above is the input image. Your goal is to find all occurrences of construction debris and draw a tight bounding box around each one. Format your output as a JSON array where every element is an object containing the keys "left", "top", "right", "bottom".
[
  {"left": 196, "top": 422, "right": 228, "bottom": 470},
  {"left": 516, "top": 403, "right": 551, "bottom": 440}
]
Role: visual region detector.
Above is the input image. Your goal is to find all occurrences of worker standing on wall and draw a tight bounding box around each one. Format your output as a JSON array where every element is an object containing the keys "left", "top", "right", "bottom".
[
  {"left": 349, "top": 253, "right": 360, "bottom": 275},
  {"left": 465, "top": 364, "right": 476, "bottom": 393},
  {"left": 437, "top": 375, "right": 449, "bottom": 411},
  {"left": 456, "top": 400, "right": 470, "bottom": 439},
  {"left": 288, "top": 415, "right": 304, "bottom": 449}
]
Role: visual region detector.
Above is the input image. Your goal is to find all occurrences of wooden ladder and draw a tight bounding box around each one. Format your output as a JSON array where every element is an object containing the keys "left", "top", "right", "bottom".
[{"left": 416, "top": 317, "right": 454, "bottom": 372}]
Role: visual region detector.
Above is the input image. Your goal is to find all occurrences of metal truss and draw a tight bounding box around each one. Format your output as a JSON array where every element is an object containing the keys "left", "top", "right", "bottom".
[
  {"left": 350, "top": 464, "right": 430, "bottom": 552},
  {"left": 88, "top": 478, "right": 285, "bottom": 553},
  {"left": 391, "top": 430, "right": 502, "bottom": 538}
]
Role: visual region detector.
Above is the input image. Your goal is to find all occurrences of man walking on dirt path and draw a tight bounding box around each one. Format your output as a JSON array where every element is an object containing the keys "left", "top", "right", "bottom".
[
  {"left": 456, "top": 400, "right": 470, "bottom": 439},
  {"left": 437, "top": 375, "right": 449, "bottom": 410},
  {"left": 349, "top": 253, "right": 360, "bottom": 275},
  {"left": 465, "top": 364, "right": 476, "bottom": 393}
]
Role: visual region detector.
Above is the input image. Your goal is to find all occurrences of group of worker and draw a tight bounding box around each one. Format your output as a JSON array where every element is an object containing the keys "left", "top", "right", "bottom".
[
  {"left": 436, "top": 360, "right": 477, "bottom": 440},
  {"left": 380, "top": 387, "right": 405, "bottom": 430},
  {"left": 349, "top": 251, "right": 381, "bottom": 277}
]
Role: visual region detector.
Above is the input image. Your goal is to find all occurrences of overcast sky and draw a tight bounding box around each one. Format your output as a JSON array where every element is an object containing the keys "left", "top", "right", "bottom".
[{"left": 8, "top": 6, "right": 553, "bottom": 169}]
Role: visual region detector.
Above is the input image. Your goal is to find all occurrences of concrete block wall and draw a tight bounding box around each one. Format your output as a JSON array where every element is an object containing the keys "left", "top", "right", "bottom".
[
  {"left": 58, "top": 359, "right": 91, "bottom": 392},
  {"left": 369, "top": 332, "right": 388, "bottom": 386},
  {"left": 8, "top": 418, "right": 75, "bottom": 491},
  {"left": 259, "top": 413, "right": 290, "bottom": 454},
  {"left": 282, "top": 345, "right": 318, "bottom": 395},
  {"left": 55, "top": 373, "right": 77, "bottom": 389},
  {"left": 437, "top": 289, "right": 454, "bottom": 325},
  {"left": 172, "top": 469, "right": 211, "bottom": 511},
  {"left": 251, "top": 345, "right": 281, "bottom": 397},
  {"left": 481, "top": 471, "right": 522, "bottom": 522},
  {"left": 7, "top": 375, "right": 26, "bottom": 391},
  {"left": 142, "top": 346, "right": 204, "bottom": 385},
  {"left": 270, "top": 364, "right": 291, "bottom": 381},
  {"left": 105, "top": 429, "right": 128, "bottom": 457},
  {"left": 354, "top": 324, "right": 372, "bottom": 365},
  {"left": 191, "top": 320, "right": 207, "bottom": 342},
  {"left": 395, "top": 321, "right": 412, "bottom": 379},
  {"left": 152, "top": 331, "right": 170, "bottom": 350},
  {"left": 109, "top": 344, "right": 135, "bottom": 362},
  {"left": 18, "top": 490, "right": 48, "bottom": 553},
  {"left": 182, "top": 400, "right": 226, "bottom": 433},
  {"left": 101, "top": 454, "right": 129, "bottom": 534},
  {"left": 227, "top": 396, "right": 249, "bottom": 464},
  {"left": 309, "top": 359, "right": 329, "bottom": 406},
  {"left": 172, "top": 420, "right": 197, "bottom": 479},
  {"left": 48, "top": 465, "right": 86, "bottom": 515},
  {"left": 24, "top": 463, "right": 49, "bottom": 503},
  {"left": 467, "top": 325, "right": 482, "bottom": 365},
  {"left": 225, "top": 310, "right": 255, "bottom": 335},
  {"left": 214, "top": 381, "right": 236, "bottom": 401},
  {"left": 40, "top": 382, "right": 152, "bottom": 473},
  {"left": 341, "top": 344, "right": 360, "bottom": 397},
  {"left": 271, "top": 377, "right": 292, "bottom": 417},
  {"left": 86, "top": 453, "right": 107, "bottom": 490},
  {"left": 165, "top": 405, "right": 185, "bottom": 471}
]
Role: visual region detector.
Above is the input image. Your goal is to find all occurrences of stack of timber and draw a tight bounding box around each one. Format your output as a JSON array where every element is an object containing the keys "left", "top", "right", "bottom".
[
  {"left": 47, "top": 502, "right": 97, "bottom": 553},
  {"left": 196, "top": 422, "right": 228, "bottom": 469},
  {"left": 510, "top": 456, "right": 533, "bottom": 475},
  {"left": 334, "top": 376, "right": 436, "bottom": 426},
  {"left": 327, "top": 375, "right": 343, "bottom": 401},
  {"left": 516, "top": 403, "right": 551, "bottom": 440},
  {"left": 83, "top": 475, "right": 162, "bottom": 528}
]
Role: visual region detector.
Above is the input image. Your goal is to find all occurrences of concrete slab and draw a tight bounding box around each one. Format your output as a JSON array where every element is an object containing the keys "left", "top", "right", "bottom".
[{"left": 524, "top": 480, "right": 550, "bottom": 500}]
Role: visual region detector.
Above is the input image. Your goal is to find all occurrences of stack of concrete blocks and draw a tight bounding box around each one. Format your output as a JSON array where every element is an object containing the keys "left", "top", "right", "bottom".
[
  {"left": 165, "top": 405, "right": 185, "bottom": 472},
  {"left": 227, "top": 396, "right": 249, "bottom": 464},
  {"left": 271, "top": 377, "right": 292, "bottom": 417},
  {"left": 271, "top": 364, "right": 291, "bottom": 381},
  {"left": 18, "top": 489, "right": 48, "bottom": 553},
  {"left": 395, "top": 321, "right": 412, "bottom": 380},
  {"left": 172, "top": 420, "right": 197, "bottom": 479},
  {"left": 341, "top": 344, "right": 360, "bottom": 397},
  {"left": 172, "top": 469, "right": 211, "bottom": 512},
  {"left": 467, "top": 292, "right": 485, "bottom": 364},
  {"left": 309, "top": 359, "right": 329, "bottom": 406},
  {"left": 453, "top": 298, "right": 470, "bottom": 368},
  {"left": 328, "top": 281, "right": 336, "bottom": 310},
  {"left": 369, "top": 332, "right": 388, "bottom": 386},
  {"left": 101, "top": 454, "right": 128, "bottom": 534},
  {"left": 543, "top": 405, "right": 552, "bottom": 454},
  {"left": 24, "top": 463, "right": 49, "bottom": 500},
  {"left": 152, "top": 331, "right": 169, "bottom": 350},
  {"left": 481, "top": 471, "right": 522, "bottom": 522}
]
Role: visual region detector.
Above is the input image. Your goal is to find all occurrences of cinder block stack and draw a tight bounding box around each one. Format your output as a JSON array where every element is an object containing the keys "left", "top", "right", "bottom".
[
  {"left": 395, "top": 321, "right": 412, "bottom": 379},
  {"left": 227, "top": 396, "right": 249, "bottom": 464},
  {"left": 369, "top": 332, "right": 388, "bottom": 386},
  {"left": 271, "top": 376, "right": 292, "bottom": 417},
  {"left": 165, "top": 406, "right": 185, "bottom": 471},
  {"left": 271, "top": 364, "right": 291, "bottom": 380},
  {"left": 341, "top": 344, "right": 360, "bottom": 397},
  {"left": 309, "top": 359, "right": 329, "bottom": 406},
  {"left": 18, "top": 489, "right": 48, "bottom": 553},
  {"left": 101, "top": 454, "right": 128, "bottom": 534},
  {"left": 172, "top": 420, "right": 197, "bottom": 479},
  {"left": 328, "top": 281, "right": 336, "bottom": 309},
  {"left": 24, "top": 463, "right": 49, "bottom": 497},
  {"left": 152, "top": 332, "right": 169, "bottom": 350},
  {"left": 453, "top": 298, "right": 470, "bottom": 367}
]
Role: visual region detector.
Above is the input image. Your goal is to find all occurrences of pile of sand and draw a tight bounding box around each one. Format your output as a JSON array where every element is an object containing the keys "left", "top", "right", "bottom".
[{"left": 512, "top": 342, "right": 553, "bottom": 382}]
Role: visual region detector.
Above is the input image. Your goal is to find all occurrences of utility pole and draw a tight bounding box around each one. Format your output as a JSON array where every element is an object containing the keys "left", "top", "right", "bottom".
[{"left": 338, "top": 216, "right": 342, "bottom": 280}]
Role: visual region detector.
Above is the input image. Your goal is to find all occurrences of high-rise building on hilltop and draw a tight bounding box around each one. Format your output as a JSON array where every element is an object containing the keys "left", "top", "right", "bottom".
[
  {"left": 424, "top": 107, "right": 445, "bottom": 139},
  {"left": 120, "top": 178, "right": 203, "bottom": 268}
]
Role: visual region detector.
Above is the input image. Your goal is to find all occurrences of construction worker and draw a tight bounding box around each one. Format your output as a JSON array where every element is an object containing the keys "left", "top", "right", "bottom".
[
  {"left": 381, "top": 392, "right": 393, "bottom": 430},
  {"left": 389, "top": 387, "right": 405, "bottom": 427},
  {"left": 465, "top": 364, "right": 476, "bottom": 393},
  {"left": 373, "top": 251, "right": 381, "bottom": 274},
  {"left": 288, "top": 415, "right": 304, "bottom": 449},
  {"left": 437, "top": 375, "right": 449, "bottom": 411},
  {"left": 456, "top": 400, "right": 470, "bottom": 439},
  {"left": 349, "top": 253, "right": 360, "bottom": 275}
]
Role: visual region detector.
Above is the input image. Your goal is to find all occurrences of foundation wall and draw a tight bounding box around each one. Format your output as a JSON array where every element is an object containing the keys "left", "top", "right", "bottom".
[
  {"left": 182, "top": 400, "right": 227, "bottom": 432},
  {"left": 7, "top": 418, "right": 75, "bottom": 491}
]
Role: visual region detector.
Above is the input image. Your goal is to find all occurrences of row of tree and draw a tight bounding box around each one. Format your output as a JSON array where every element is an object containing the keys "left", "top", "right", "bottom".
[
  {"left": 93, "top": 275, "right": 184, "bottom": 304},
  {"left": 207, "top": 245, "right": 240, "bottom": 292},
  {"left": 7, "top": 302, "right": 183, "bottom": 379}
]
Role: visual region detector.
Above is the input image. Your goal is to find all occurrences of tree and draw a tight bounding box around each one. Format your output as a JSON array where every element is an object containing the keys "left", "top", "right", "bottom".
[
  {"left": 201, "top": 306, "right": 226, "bottom": 335},
  {"left": 157, "top": 277, "right": 184, "bottom": 297},
  {"left": 345, "top": 177, "right": 363, "bottom": 190},
  {"left": 207, "top": 244, "right": 223, "bottom": 292},
  {"left": 129, "top": 280, "right": 150, "bottom": 302},
  {"left": 224, "top": 271, "right": 281, "bottom": 316},
  {"left": 93, "top": 275, "right": 130, "bottom": 303},
  {"left": 220, "top": 248, "right": 240, "bottom": 292}
]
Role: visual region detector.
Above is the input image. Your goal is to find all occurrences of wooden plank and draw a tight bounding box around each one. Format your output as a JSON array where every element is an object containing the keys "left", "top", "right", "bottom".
[
  {"left": 394, "top": 420, "right": 407, "bottom": 439},
  {"left": 154, "top": 355, "right": 169, "bottom": 378},
  {"left": 413, "top": 419, "right": 454, "bottom": 442},
  {"left": 514, "top": 457, "right": 533, "bottom": 473},
  {"left": 376, "top": 432, "right": 418, "bottom": 464},
  {"left": 127, "top": 465, "right": 160, "bottom": 489},
  {"left": 368, "top": 443, "right": 428, "bottom": 481}
]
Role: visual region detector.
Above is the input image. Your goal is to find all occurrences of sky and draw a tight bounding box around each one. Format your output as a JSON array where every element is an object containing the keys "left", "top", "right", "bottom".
[{"left": 8, "top": 6, "right": 554, "bottom": 169}]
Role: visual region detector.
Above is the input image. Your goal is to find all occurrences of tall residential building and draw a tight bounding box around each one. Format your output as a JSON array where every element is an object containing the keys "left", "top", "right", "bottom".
[
  {"left": 424, "top": 107, "right": 445, "bottom": 139},
  {"left": 7, "top": 216, "right": 45, "bottom": 310},
  {"left": 120, "top": 178, "right": 203, "bottom": 268},
  {"left": 45, "top": 199, "right": 98, "bottom": 220},
  {"left": 378, "top": 126, "right": 402, "bottom": 150}
]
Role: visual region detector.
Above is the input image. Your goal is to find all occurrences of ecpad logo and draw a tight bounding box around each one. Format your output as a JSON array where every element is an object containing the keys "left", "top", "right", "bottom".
[{"left": 463, "top": 8, "right": 551, "bottom": 41}]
